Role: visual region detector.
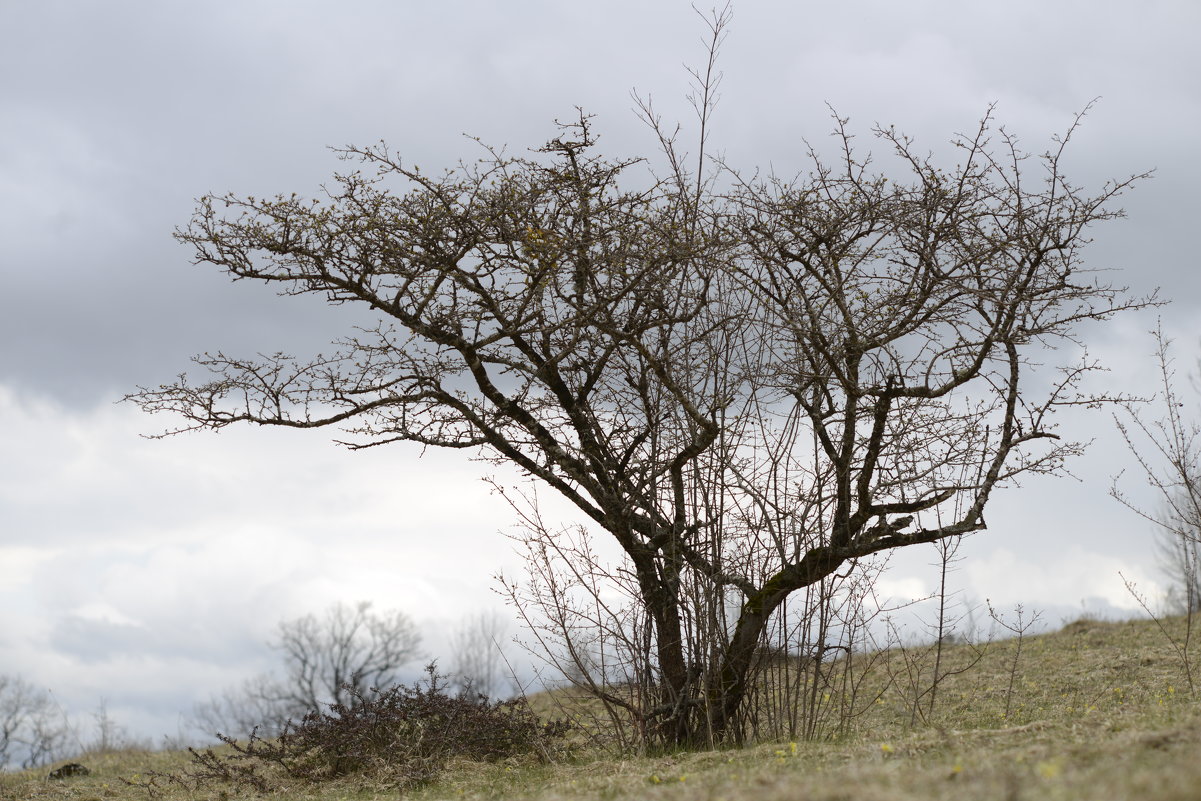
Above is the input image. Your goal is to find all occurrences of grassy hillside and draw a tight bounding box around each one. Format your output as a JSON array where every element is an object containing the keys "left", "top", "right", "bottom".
[{"left": 4, "top": 615, "right": 1199, "bottom": 801}]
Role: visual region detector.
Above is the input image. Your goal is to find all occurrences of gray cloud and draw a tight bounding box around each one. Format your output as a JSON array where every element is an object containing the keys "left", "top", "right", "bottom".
[{"left": 3, "top": 0, "right": 1197, "bottom": 407}]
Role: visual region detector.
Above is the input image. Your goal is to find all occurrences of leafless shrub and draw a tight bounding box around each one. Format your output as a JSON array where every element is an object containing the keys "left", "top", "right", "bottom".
[
  {"left": 882, "top": 537, "right": 991, "bottom": 726},
  {"left": 1121, "top": 573, "right": 1195, "bottom": 695},
  {"left": 987, "top": 601, "right": 1043, "bottom": 720},
  {"left": 739, "top": 563, "right": 893, "bottom": 742},
  {"left": 132, "top": 666, "right": 569, "bottom": 796}
]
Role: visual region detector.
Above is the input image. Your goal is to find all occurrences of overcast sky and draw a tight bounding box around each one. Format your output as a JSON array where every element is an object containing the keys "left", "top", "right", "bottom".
[{"left": 2, "top": 0, "right": 1199, "bottom": 747}]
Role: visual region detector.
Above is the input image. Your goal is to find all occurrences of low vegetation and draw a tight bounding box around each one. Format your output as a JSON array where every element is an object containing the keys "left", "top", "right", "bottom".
[
  {"left": 4, "top": 614, "right": 1200, "bottom": 800},
  {"left": 127, "top": 666, "right": 568, "bottom": 796}
]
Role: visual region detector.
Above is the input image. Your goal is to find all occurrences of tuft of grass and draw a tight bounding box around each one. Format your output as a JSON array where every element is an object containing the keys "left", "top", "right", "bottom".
[{"left": 4, "top": 615, "right": 1200, "bottom": 801}]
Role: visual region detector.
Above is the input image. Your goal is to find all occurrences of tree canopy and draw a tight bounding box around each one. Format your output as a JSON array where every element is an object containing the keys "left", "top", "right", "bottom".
[{"left": 129, "top": 104, "right": 1149, "bottom": 744}]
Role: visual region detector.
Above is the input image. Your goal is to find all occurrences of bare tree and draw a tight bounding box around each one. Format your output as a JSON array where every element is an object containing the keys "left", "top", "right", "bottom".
[
  {"left": 0, "top": 676, "right": 74, "bottom": 770},
  {"left": 0, "top": 675, "right": 31, "bottom": 768},
  {"left": 449, "top": 611, "right": 510, "bottom": 698},
  {"left": 193, "top": 602, "right": 421, "bottom": 738},
  {"left": 85, "top": 698, "right": 142, "bottom": 754},
  {"left": 192, "top": 672, "right": 297, "bottom": 739},
  {"left": 272, "top": 601, "right": 421, "bottom": 712},
  {"left": 1157, "top": 516, "right": 1201, "bottom": 615},
  {"left": 127, "top": 19, "right": 1149, "bottom": 742},
  {"left": 1112, "top": 327, "right": 1201, "bottom": 612},
  {"left": 1112, "top": 326, "right": 1201, "bottom": 692}
]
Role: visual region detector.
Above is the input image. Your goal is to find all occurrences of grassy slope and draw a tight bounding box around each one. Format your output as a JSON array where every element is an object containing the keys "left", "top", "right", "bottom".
[{"left": 4, "top": 615, "right": 1199, "bottom": 801}]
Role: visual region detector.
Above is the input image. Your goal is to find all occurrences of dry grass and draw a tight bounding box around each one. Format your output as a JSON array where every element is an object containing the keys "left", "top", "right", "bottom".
[{"left": 4, "top": 615, "right": 1199, "bottom": 801}]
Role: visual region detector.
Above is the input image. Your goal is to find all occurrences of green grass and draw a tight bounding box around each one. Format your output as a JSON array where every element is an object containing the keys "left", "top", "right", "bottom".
[{"left": 5, "top": 615, "right": 1199, "bottom": 801}]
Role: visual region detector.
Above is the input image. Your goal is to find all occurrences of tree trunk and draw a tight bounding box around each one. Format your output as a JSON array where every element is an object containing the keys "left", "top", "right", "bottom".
[
  {"left": 629, "top": 547, "right": 696, "bottom": 745},
  {"left": 707, "top": 546, "right": 846, "bottom": 740}
]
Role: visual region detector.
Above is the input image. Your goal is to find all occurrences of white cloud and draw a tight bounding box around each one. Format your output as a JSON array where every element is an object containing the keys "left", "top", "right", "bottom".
[
  {"left": 0, "top": 383, "right": 543, "bottom": 739},
  {"left": 874, "top": 575, "right": 931, "bottom": 604},
  {"left": 959, "top": 546, "right": 1164, "bottom": 613}
]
